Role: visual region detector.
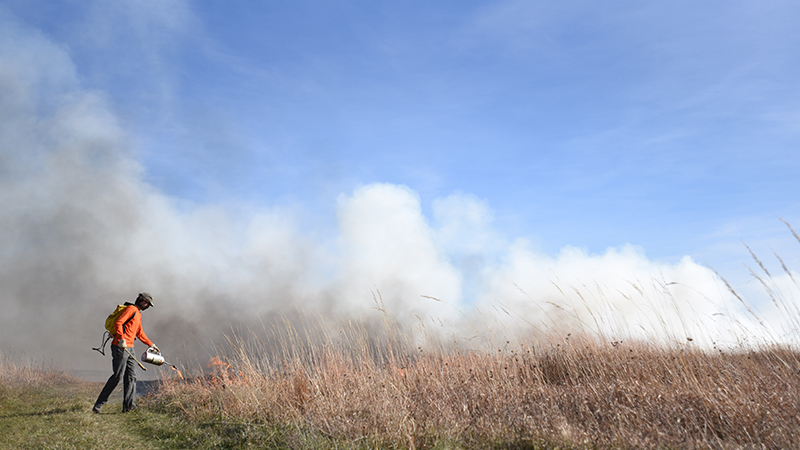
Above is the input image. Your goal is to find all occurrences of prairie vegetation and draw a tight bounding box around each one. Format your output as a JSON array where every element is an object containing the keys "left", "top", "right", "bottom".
[
  {"left": 0, "top": 353, "right": 232, "bottom": 449},
  {"left": 149, "top": 314, "right": 800, "bottom": 449},
  {"left": 0, "top": 353, "right": 75, "bottom": 393}
]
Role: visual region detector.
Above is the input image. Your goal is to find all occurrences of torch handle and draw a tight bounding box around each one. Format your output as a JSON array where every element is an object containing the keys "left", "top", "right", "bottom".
[{"left": 124, "top": 347, "right": 147, "bottom": 371}]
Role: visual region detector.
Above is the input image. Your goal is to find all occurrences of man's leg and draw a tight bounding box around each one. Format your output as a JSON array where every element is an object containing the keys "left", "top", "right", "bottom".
[
  {"left": 122, "top": 350, "right": 138, "bottom": 412},
  {"left": 94, "top": 345, "right": 128, "bottom": 412}
]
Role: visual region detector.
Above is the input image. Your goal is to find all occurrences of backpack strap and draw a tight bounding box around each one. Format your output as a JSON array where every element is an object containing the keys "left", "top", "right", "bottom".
[{"left": 121, "top": 303, "right": 138, "bottom": 336}]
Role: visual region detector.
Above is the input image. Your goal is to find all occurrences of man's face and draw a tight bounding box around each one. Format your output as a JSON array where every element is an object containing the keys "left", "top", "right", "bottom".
[{"left": 137, "top": 300, "right": 151, "bottom": 310}]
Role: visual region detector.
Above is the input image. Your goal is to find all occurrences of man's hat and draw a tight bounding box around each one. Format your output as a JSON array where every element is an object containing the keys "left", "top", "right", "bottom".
[{"left": 138, "top": 292, "right": 154, "bottom": 307}]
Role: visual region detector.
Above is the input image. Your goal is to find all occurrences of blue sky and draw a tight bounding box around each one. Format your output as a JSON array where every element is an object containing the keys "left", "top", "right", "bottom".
[
  {"left": 8, "top": 1, "right": 799, "bottom": 267},
  {"left": 3, "top": 1, "right": 800, "bottom": 366}
]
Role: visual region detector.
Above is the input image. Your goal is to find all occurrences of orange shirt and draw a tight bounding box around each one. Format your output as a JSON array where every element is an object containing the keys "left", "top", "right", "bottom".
[{"left": 112, "top": 304, "right": 153, "bottom": 348}]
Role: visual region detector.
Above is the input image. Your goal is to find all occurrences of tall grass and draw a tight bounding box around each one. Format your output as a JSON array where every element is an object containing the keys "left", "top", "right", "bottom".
[
  {"left": 0, "top": 352, "right": 77, "bottom": 408},
  {"left": 0, "top": 353, "right": 76, "bottom": 387},
  {"left": 150, "top": 314, "right": 800, "bottom": 449}
]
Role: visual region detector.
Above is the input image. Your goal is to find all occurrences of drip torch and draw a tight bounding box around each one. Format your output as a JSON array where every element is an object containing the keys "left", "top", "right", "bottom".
[{"left": 140, "top": 347, "right": 183, "bottom": 377}]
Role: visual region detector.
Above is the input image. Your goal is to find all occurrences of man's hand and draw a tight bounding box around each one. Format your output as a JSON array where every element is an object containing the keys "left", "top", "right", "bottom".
[
  {"left": 151, "top": 344, "right": 160, "bottom": 353},
  {"left": 118, "top": 339, "right": 127, "bottom": 348}
]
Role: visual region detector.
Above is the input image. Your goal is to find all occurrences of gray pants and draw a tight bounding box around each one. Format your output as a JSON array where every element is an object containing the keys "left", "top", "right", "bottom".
[{"left": 94, "top": 344, "right": 137, "bottom": 411}]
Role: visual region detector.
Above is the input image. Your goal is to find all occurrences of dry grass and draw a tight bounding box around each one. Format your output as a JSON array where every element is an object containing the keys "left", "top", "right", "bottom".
[
  {"left": 0, "top": 352, "right": 76, "bottom": 389},
  {"left": 0, "top": 352, "right": 77, "bottom": 417},
  {"left": 150, "top": 319, "right": 800, "bottom": 449}
]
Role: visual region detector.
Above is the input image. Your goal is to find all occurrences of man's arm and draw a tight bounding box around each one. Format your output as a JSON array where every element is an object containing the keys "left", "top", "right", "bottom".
[{"left": 136, "top": 327, "right": 154, "bottom": 348}]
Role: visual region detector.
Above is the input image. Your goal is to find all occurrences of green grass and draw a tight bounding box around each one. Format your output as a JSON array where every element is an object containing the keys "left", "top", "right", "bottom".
[
  {"left": 0, "top": 378, "right": 298, "bottom": 450},
  {"left": 0, "top": 380, "right": 167, "bottom": 449}
]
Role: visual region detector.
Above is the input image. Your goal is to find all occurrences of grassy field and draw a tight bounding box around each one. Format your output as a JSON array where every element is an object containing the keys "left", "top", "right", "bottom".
[
  {"left": 146, "top": 323, "right": 800, "bottom": 449},
  {"left": 0, "top": 359, "right": 259, "bottom": 450},
  {"left": 0, "top": 380, "right": 156, "bottom": 449},
  {"left": 4, "top": 328, "right": 800, "bottom": 449}
]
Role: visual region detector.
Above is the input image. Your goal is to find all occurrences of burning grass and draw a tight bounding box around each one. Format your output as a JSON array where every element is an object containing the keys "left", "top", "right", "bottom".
[{"left": 149, "top": 321, "right": 800, "bottom": 449}]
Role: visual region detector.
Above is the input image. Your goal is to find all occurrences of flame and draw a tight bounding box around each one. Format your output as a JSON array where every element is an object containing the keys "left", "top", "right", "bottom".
[
  {"left": 207, "top": 355, "right": 231, "bottom": 370},
  {"left": 170, "top": 365, "right": 184, "bottom": 379},
  {"left": 207, "top": 355, "right": 232, "bottom": 382}
]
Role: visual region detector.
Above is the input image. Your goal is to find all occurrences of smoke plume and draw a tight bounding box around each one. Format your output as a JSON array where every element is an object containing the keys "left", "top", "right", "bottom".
[{"left": 1, "top": 13, "right": 795, "bottom": 378}]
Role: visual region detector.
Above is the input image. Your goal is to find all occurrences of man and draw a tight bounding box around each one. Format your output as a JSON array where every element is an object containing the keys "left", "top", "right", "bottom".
[{"left": 93, "top": 292, "right": 159, "bottom": 413}]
